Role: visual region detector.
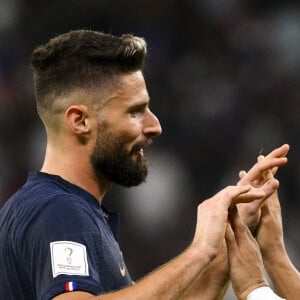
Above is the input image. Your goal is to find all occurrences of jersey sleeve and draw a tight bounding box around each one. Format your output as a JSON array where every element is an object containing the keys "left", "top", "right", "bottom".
[{"left": 40, "top": 232, "right": 106, "bottom": 299}]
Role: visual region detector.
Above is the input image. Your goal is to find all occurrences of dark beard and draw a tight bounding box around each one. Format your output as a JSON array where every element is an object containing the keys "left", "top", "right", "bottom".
[{"left": 91, "top": 140, "right": 148, "bottom": 187}]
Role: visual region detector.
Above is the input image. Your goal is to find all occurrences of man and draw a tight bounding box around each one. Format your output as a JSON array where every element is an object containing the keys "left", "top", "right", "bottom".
[{"left": 0, "top": 30, "right": 289, "bottom": 299}]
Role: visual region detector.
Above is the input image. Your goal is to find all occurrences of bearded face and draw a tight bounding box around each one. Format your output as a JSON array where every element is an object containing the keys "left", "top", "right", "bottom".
[
  {"left": 90, "top": 122, "right": 150, "bottom": 187},
  {"left": 89, "top": 71, "right": 161, "bottom": 187}
]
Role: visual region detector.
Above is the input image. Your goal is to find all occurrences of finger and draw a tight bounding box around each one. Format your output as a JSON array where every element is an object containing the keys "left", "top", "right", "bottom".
[
  {"left": 257, "top": 155, "right": 277, "bottom": 178},
  {"left": 214, "top": 185, "right": 251, "bottom": 207},
  {"left": 264, "top": 144, "right": 290, "bottom": 160},
  {"left": 258, "top": 155, "right": 280, "bottom": 173},
  {"left": 272, "top": 166, "right": 278, "bottom": 176},
  {"left": 249, "top": 157, "right": 287, "bottom": 179},
  {"left": 257, "top": 155, "right": 264, "bottom": 162},
  {"left": 261, "top": 178, "right": 279, "bottom": 199},
  {"left": 256, "top": 155, "right": 279, "bottom": 188},
  {"left": 239, "top": 157, "right": 287, "bottom": 185},
  {"left": 239, "top": 170, "right": 261, "bottom": 188},
  {"left": 239, "top": 179, "right": 279, "bottom": 209},
  {"left": 229, "top": 205, "right": 255, "bottom": 244},
  {"left": 239, "top": 170, "right": 247, "bottom": 180},
  {"left": 238, "top": 144, "right": 289, "bottom": 185},
  {"left": 232, "top": 186, "right": 266, "bottom": 204}
]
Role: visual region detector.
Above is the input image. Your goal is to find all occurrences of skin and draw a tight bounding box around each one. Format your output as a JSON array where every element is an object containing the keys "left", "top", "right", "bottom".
[
  {"left": 257, "top": 190, "right": 300, "bottom": 299},
  {"left": 237, "top": 144, "right": 290, "bottom": 232},
  {"left": 179, "top": 243, "right": 230, "bottom": 300},
  {"left": 225, "top": 207, "right": 267, "bottom": 300},
  {"left": 179, "top": 145, "right": 289, "bottom": 300},
  {"left": 235, "top": 151, "right": 300, "bottom": 300},
  {"left": 52, "top": 184, "right": 276, "bottom": 300},
  {"left": 40, "top": 70, "right": 290, "bottom": 299},
  {"left": 41, "top": 71, "right": 162, "bottom": 201}
]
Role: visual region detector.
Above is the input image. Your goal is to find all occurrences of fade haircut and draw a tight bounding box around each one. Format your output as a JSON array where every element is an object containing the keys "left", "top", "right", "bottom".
[{"left": 31, "top": 29, "right": 147, "bottom": 127}]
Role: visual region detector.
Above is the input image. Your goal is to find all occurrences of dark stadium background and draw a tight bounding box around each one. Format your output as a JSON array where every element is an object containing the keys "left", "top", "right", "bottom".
[{"left": 1, "top": 1, "right": 300, "bottom": 297}]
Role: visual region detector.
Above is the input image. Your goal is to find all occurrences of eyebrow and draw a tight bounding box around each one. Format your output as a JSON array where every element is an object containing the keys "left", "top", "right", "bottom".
[
  {"left": 127, "top": 101, "right": 149, "bottom": 112},
  {"left": 129, "top": 97, "right": 150, "bottom": 109}
]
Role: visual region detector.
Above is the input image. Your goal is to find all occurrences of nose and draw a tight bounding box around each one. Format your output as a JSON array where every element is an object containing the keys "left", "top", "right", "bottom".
[{"left": 143, "top": 109, "right": 162, "bottom": 138}]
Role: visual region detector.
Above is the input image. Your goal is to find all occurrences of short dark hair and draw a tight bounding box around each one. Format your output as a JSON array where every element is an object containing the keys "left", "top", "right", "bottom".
[{"left": 31, "top": 29, "right": 147, "bottom": 120}]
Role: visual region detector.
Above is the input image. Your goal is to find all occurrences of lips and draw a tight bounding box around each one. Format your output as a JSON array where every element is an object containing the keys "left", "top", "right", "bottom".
[
  {"left": 138, "top": 148, "right": 144, "bottom": 157},
  {"left": 131, "top": 140, "right": 152, "bottom": 156}
]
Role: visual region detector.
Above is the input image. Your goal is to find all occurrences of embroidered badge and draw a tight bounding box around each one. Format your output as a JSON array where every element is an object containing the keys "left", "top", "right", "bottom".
[{"left": 50, "top": 241, "right": 89, "bottom": 278}]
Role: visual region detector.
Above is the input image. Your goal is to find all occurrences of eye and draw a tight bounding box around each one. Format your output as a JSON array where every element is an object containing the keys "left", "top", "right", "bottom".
[
  {"left": 130, "top": 109, "right": 143, "bottom": 117},
  {"left": 128, "top": 104, "right": 147, "bottom": 117}
]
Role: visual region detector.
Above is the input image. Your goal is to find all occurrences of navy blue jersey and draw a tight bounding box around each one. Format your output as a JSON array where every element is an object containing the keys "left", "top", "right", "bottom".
[{"left": 0, "top": 172, "right": 132, "bottom": 299}]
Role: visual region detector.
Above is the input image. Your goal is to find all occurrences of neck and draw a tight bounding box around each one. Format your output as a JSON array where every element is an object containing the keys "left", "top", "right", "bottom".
[{"left": 41, "top": 143, "right": 112, "bottom": 203}]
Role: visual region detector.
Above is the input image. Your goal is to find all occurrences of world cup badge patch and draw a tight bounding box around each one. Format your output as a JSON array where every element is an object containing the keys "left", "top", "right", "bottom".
[{"left": 50, "top": 241, "right": 89, "bottom": 278}]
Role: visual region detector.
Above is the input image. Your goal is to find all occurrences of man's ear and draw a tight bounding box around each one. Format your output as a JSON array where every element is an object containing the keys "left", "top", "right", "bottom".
[{"left": 65, "top": 105, "right": 92, "bottom": 136}]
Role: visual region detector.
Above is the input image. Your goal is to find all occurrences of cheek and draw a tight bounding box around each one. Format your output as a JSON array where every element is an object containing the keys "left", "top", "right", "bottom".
[
  {"left": 98, "top": 117, "right": 142, "bottom": 151},
  {"left": 118, "top": 119, "right": 142, "bottom": 141}
]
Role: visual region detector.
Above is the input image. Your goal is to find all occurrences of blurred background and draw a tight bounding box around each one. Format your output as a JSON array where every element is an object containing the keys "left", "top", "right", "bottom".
[{"left": 1, "top": 0, "right": 300, "bottom": 298}]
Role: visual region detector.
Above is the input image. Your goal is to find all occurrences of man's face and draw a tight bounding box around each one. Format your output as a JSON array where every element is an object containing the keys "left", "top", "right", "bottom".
[{"left": 90, "top": 71, "right": 162, "bottom": 187}]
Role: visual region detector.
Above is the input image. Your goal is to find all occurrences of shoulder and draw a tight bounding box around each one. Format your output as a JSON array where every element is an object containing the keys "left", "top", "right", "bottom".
[
  {"left": 2, "top": 180, "right": 101, "bottom": 238},
  {"left": 35, "top": 192, "right": 101, "bottom": 235},
  {"left": 11, "top": 172, "right": 98, "bottom": 218},
  {"left": 4, "top": 179, "right": 91, "bottom": 219},
  {"left": 1, "top": 172, "right": 106, "bottom": 242}
]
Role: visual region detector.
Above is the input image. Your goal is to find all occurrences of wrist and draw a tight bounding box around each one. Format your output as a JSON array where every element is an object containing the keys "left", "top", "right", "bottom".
[
  {"left": 188, "top": 243, "right": 219, "bottom": 268},
  {"left": 261, "top": 243, "right": 287, "bottom": 266},
  {"left": 262, "top": 246, "right": 297, "bottom": 286}
]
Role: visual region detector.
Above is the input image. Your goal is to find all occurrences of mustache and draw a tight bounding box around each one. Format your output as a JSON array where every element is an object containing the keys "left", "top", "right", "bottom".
[{"left": 131, "top": 139, "right": 153, "bottom": 153}]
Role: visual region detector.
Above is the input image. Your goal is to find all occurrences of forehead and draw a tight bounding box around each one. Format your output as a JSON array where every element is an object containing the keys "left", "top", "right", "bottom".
[
  {"left": 119, "top": 70, "right": 146, "bottom": 88},
  {"left": 103, "top": 71, "right": 149, "bottom": 108}
]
